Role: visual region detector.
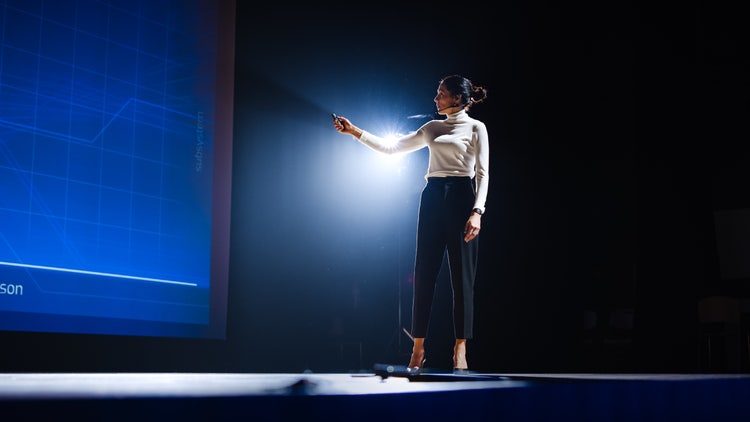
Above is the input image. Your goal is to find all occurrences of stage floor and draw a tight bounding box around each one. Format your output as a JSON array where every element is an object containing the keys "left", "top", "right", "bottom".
[
  {"left": 2, "top": 372, "right": 750, "bottom": 421},
  {"left": 0, "top": 371, "right": 528, "bottom": 399},
  {"left": 2, "top": 371, "right": 750, "bottom": 400}
]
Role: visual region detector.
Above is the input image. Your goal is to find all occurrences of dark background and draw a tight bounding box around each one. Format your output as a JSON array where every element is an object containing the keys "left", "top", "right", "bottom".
[{"left": 1, "top": 0, "right": 748, "bottom": 374}]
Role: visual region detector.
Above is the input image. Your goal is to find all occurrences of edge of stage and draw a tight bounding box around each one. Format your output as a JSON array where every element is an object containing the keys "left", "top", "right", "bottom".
[{"left": 2, "top": 371, "right": 750, "bottom": 421}]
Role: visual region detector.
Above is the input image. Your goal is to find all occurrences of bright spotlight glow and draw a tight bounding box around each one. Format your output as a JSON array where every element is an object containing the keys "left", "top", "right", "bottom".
[{"left": 377, "top": 133, "right": 408, "bottom": 164}]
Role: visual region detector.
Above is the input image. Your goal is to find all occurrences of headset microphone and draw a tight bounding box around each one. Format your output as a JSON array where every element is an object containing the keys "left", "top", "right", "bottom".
[
  {"left": 408, "top": 103, "right": 467, "bottom": 119},
  {"left": 437, "top": 103, "right": 463, "bottom": 112}
]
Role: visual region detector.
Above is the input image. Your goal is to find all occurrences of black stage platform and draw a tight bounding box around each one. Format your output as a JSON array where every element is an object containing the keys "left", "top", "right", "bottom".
[{"left": 2, "top": 371, "right": 750, "bottom": 421}]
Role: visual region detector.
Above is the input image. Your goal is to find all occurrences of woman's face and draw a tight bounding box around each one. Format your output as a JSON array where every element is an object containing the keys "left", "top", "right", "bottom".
[{"left": 434, "top": 83, "right": 460, "bottom": 115}]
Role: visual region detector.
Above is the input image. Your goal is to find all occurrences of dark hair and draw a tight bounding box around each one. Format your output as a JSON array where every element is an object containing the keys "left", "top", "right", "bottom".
[{"left": 439, "top": 74, "right": 488, "bottom": 109}]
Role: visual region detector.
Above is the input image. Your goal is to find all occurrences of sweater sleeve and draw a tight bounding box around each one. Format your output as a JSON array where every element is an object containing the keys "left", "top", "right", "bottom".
[
  {"left": 473, "top": 122, "right": 490, "bottom": 213},
  {"left": 357, "top": 128, "right": 428, "bottom": 155}
]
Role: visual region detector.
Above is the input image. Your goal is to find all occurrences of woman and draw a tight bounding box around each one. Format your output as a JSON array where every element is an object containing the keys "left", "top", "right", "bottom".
[{"left": 334, "top": 74, "right": 489, "bottom": 373}]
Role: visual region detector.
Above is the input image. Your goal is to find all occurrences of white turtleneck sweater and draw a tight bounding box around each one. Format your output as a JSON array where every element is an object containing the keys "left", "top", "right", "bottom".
[{"left": 356, "top": 109, "right": 489, "bottom": 213}]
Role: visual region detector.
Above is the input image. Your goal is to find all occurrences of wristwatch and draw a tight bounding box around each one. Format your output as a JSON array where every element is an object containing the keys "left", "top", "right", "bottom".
[{"left": 472, "top": 208, "right": 484, "bottom": 216}]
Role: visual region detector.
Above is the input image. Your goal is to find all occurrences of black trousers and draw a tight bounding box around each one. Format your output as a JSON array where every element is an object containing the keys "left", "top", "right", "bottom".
[{"left": 411, "top": 176, "right": 478, "bottom": 340}]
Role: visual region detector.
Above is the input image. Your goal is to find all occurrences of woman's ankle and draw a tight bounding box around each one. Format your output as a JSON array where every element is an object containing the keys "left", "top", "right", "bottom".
[{"left": 453, "top": 339, "right": 468, "bottom": 369}]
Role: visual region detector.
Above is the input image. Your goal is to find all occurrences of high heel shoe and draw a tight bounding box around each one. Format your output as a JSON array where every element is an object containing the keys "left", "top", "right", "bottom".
[
  {"left": 452, "top": 355, "right": 469, "bottom": 374},
  {"left": 407, "top": 359, "right": 426, "bottom": 374},
  {"left": 407, "top": 352, "right": 426, "bottom": 374}
]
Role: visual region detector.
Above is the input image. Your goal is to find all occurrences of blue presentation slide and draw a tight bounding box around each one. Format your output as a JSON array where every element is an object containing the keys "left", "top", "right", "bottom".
[{"left": 0, "top": 0, "right": 229, "bottom": 338}]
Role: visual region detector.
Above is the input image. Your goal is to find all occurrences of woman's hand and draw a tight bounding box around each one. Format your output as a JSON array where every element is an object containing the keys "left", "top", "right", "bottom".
[
  {"left": 333, "top": 115, "right": 362, "bottom": 138},
  {"left": 463, "top": 213, "right": 481, "bottom": 243},
  {"left": 333, "top": 115, "right": 348, "bottom": 132}
]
